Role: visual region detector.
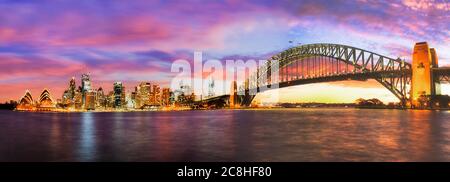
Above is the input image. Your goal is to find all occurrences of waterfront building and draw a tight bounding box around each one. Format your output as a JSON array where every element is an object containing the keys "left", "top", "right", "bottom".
[
  {"left": 81, "top": 74, "right": 91, "bottom": 108},
  {"left": 74, "top": 90, "right": 83, "bottom": 109},
  {"left": 37, "top": 88, "right": 56, "bottom": 111},
  {"left": 85, "top": 91, "right": 96, "bottom": 110},
  {"left": 113, "top": 82, "right": 125, "bottom": 108},
  {"left": 126, "top": 91, "right": 135, "bottom": 109},
  {"left": 150, "top": 84, "right": 161, "bottom": 106},
  {"left": 135, "top": 82, "right": 151, "bottom": 109},
  {"left": 96, "top": 87, "right": 106, "bottom": 108},
  {"left": 106, "top": 91, "right": 115, "bottom": 108},
  {"left": 161, "top": 88, "right": 171, "bottom": 106},
  {"left": 169, "top": 91, "right": 175, "bottom": 104},
  {"left": 16, "top": 90, "right": 34, "bottom": 111},
  {"left": 61, "top": 77, "right": 77, "bottom": 108},
  {"left": 173, "top": 83, "right": 193, "bottom": 103},
  {"left": 62, "top": 90, "right": 71, "bottom": 106},
  {"left": 121, "top": 86, "right": 126, "bottom": 107},
  {"left": 69, "top": 77, "right": 76, "bottom": 100}
]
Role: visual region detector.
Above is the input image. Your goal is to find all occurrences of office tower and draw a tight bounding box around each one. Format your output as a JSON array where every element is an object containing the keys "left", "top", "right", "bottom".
[
  {"left": 113, "top": 82, "right": 123, "bottom": 108},
  {"left": 81, "top": 74, "right": 91, "bottom": 108},
  {"left": 161, "top": 88, "right": 171, "bottom": 106},
  {"left": 69, "top": 77, "right": 76, "bottom": 99},
  {"left": 151, "top": 84, "right": 161, "bottom": 105},
  {"left": 136, "top": 82, "right": 151, "bottom": 108},
  {"left": 85, "top": 91, "right": 96, "bottom": 110}
]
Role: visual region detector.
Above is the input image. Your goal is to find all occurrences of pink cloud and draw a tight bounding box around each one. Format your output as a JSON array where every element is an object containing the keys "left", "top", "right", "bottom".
[
  {"left": 0, "top": 54, "right": 85, "bottom": 79},
  {"left": 402, "top": 0, "right": 449, "bottom": 11}
]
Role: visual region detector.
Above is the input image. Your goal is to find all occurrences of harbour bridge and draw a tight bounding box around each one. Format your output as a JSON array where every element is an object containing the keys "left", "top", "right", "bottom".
[{"left": 203, "top": 42, "right": 450, "bottom": 108}]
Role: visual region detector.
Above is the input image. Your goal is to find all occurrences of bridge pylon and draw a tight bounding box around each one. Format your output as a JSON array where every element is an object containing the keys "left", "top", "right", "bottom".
[
  {"left": 229, "top": 81, "right": 238, "bottom": 108},
  {"left": 410, "top": 42, "right": 441, "bottom": 108}
]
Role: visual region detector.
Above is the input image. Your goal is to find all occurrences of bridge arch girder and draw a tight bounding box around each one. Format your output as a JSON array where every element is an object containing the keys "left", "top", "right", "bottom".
[
  {"left": 243, "top": 43, "right": 412, "bottom": 106},
  {"left": 265, "top": 43, "right": 410, "bottom": 74}
]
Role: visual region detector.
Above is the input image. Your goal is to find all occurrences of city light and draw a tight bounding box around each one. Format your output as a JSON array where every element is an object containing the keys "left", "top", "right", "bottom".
[{"left": 16, "top": 74, "right": 192, "bottom": 112}]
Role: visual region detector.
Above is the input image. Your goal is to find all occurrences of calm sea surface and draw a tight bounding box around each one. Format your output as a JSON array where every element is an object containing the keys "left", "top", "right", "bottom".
[{"left": 0, "top": 109, "right": 449, "bottom": 162}]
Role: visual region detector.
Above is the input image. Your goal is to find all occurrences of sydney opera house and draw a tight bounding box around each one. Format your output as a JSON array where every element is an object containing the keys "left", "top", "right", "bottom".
[{"left": 16, "top": 89, "right": 56, "bottom": 111}]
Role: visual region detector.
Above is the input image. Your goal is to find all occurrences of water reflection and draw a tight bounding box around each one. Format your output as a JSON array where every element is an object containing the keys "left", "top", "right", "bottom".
[
  {"left": 153, "top": 114, "right": 174, "bottom": 161},
  {"left": 0, "top": 109, "right": 450, "bottom": 161},
  {"left": 78, "top": 112, "right": 96, "bottom": 161}
]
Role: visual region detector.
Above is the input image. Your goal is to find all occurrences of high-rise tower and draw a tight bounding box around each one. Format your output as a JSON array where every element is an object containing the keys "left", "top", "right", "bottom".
[
  {"left": 81, "top": 73, "right": 91, "bottom": 108},
  {"left": 69, "top": 77, "right": 76, "bottom": 100},
  {"left": 113, "top": 82, "right": 124, "bottom": 108}
]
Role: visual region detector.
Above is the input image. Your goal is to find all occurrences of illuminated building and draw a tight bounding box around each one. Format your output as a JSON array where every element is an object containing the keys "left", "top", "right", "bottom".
[
  {"left": 96, "top": 87, "right": 106, "bottom": 108},
  {"left": 113, "top": 82, "right": 125, "bottom": 108},
  {"left": 74, "top": 89, "right": 83, "bottom": 109},
  {"left": 81, "top": 73, "right": 91, "bottom": 108},
  {"left": 169, "top": 91, "right": 175, "bottom": 104},
  {"left": 106, "top": 91, "right": 115, "bottom": 108},
  {"left": 230, "top": 81, "right": 238, "bottom": 108},
  {"left": 85, "top": 91, "right": 96, "bottom": 110},
  {"left": 62, "top": 90, "right": 71, "bottom": 106},
  {"left": 69, "top": 77, "right": 76, "bottom": 100},
  {"left": 126, "top": 91, "right": 135, "bottom": 109},
  {"left": 61, "top": 77, "right": 77, "bottom": 108},
  {"left": 37, "top": 88, "right": 56, "bottom": 110},
  {"left": 130, "top": 91, "right": 137, "bottom": 108},
  {"left": 173, "top": 83, "right": 193, "bottom": 103},
  {"left": 16, "top": 90, "right": 34, "bottom": 111},
  {"left": 161, "top": 88, "right": 171, "bottom": 106},
  {"left": 410, "top": 42, "right": 441, "bottom": 108},
  {"left": 135, "top": 82, "right": 151, "bottom": 108},
  {"left": 150, "top": 84, "right": 161, "bottom": 105},
  {"left": 121, "top": 86, "right": 126, "bottom": 106}
]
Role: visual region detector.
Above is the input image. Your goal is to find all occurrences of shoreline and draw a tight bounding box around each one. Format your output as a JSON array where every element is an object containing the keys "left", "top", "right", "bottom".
[{"left": 7, "top": 106, "right": 450, "bottom": 113}]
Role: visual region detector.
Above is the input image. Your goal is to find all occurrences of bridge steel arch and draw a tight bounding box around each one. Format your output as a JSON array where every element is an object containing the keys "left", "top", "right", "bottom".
[{"left": 241, "top": 43, "right": 412, "bottom": 106}]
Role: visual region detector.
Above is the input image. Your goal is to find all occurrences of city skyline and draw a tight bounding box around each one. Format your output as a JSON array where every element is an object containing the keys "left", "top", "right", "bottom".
[
  {"left": 14, "top": 72, "right": 188, "bottom": 111},
  {"left": 0, "top": 0, "right": 449, "bottom": 103}
]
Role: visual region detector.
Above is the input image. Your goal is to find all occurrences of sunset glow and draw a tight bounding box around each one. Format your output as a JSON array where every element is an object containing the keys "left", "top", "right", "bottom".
[{"left": 0, "top": 0, "right": 449, "bottom": 103}]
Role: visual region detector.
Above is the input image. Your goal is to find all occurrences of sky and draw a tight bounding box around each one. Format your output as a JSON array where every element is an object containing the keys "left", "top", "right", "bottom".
[{"left": 0, "top": 0, "right": 449, "bottom": 103}]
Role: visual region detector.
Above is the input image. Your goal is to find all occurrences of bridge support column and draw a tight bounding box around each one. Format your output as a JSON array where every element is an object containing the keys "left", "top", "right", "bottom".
[
  {"left": 430, "top": 48, "right": 441, "bottom": 96},
  {"left": 410, "top": 42, "right": 441, "bottom": 108},
  {"left": 229, "top": 81, "right": 238, "bottom": 108}
]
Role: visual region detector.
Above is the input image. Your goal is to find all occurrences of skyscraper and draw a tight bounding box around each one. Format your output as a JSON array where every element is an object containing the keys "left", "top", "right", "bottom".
[
  {"left": 69, "top": 77, "right": 76, "bottom": 99},
  {"left": 85, "top": 91, "right": 96, "bottom": 110},
  {"left": 135, "top": 82, "right": 151, "bottom": 108},
  {"left": 150, "top": 84, "right": 161, "bottom": 105},
  {"left": 96, "top": 87, "right": 105, "bottom": 108},
  {"left": 81, "top": 73, "right": 91, "bottom": 108},
  {"left": 61, "top": 77, "right": 77, "bottom": 107},
  {"left": 69, "top": 77, "right": 76, "bottom": 100},
  {"left": 161, "top": 88, "right": 171, "bottom": 106},
  {"left": 113, "top": 82, "right": 124, "bottom": 108}
]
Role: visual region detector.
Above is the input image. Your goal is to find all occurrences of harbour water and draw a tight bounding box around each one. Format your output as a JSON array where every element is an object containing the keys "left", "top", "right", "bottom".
[{"left": 0, "top": 109, "right": 449, "bottom": 162}]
